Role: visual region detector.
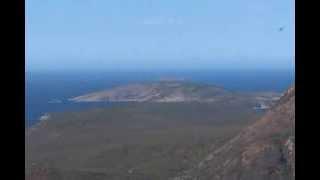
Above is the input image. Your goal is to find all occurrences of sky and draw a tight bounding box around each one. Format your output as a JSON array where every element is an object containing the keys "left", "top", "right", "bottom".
[{"left": 26, "top": 0, "right": 295, "bottom": 71}]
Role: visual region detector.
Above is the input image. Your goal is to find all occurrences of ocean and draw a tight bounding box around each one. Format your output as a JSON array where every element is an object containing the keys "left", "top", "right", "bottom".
[{"left": 25, "top": 69, "right": 294, "bottom": 127}]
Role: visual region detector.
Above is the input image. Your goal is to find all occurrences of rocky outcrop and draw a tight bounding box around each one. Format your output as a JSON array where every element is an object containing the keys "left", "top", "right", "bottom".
[{"left": 172, "top": 86, "right": 295, "bottom": 180}]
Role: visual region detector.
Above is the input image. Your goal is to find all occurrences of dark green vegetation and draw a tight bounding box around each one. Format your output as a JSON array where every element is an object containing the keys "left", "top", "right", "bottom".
[{"left": 26, "top": 101, "right": 263, "bottom": 180}]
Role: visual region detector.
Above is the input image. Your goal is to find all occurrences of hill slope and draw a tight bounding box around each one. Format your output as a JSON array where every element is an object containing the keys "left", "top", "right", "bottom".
[
  {"left": 172, "top": 86, "right": 295, "bottom": 180},
  {"left": 26, "top": 102, "right": 263, "bottom": 180}
]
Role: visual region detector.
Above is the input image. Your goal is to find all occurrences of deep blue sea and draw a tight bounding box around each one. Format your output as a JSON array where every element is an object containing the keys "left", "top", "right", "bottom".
[{"left": 26, "top": 69, "right": 294, "bottom": 127}]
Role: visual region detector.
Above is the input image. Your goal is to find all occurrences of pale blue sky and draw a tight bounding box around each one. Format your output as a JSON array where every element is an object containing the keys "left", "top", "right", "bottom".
[{"left": 26, "top": 0, "right": 295, "bottom": 71}]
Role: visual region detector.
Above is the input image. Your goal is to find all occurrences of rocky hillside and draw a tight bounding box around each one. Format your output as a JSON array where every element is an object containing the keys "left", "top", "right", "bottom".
[{"left": 172, "top": 86, "right": 295, "bottom": 180}]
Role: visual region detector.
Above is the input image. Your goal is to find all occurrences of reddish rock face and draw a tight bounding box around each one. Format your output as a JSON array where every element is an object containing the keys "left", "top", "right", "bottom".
[{"left": 174, "top": 86, "right": 295, "bottom": 180}]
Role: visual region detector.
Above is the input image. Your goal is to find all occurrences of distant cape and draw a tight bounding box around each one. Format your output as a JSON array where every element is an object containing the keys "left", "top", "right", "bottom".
[{"left": 69, "top": 81, "right": 281, "bottom": 109}]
